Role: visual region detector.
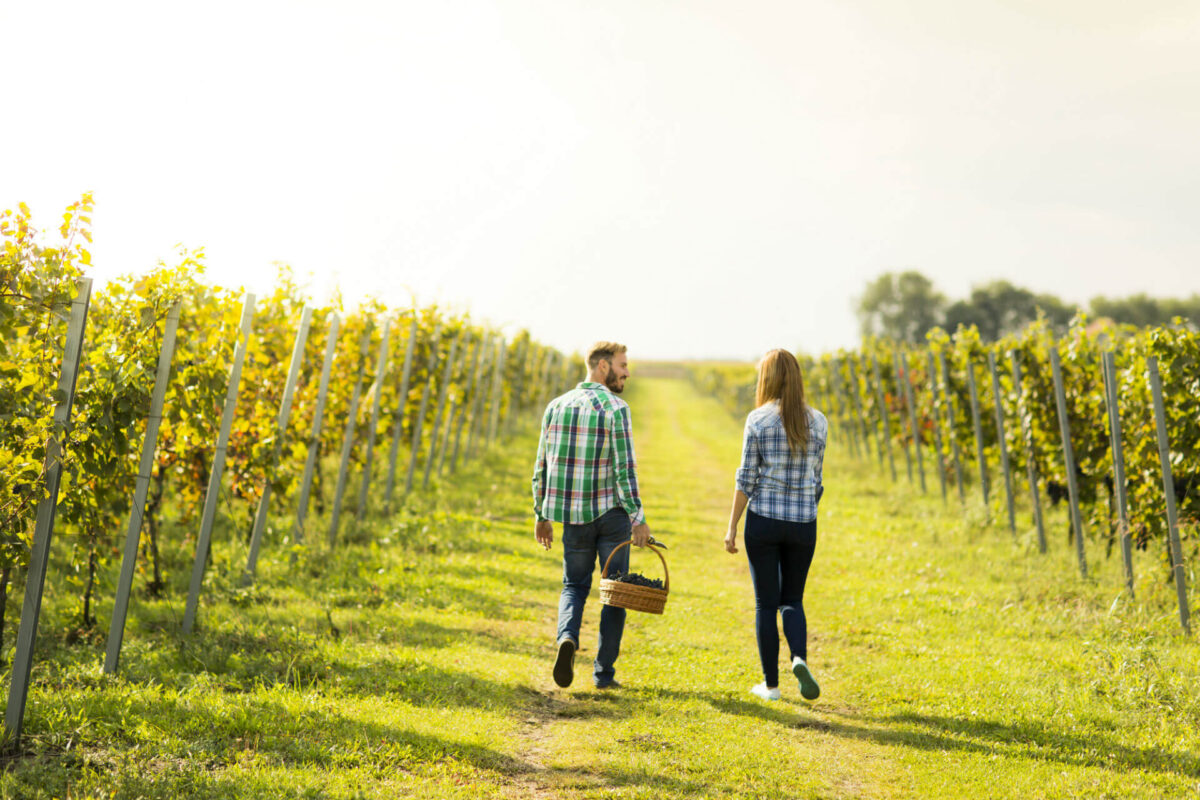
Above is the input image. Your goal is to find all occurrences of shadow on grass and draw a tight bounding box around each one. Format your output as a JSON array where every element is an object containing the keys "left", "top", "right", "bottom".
[
  {"left": 636, "top": 687, "right": 1198, "bottom": 780},
  {"left": 871, "top": 710, "right": 1200, "bottom": 779},
  {"left": 7, "top": 694, "right": 533, "bottom": 799}
]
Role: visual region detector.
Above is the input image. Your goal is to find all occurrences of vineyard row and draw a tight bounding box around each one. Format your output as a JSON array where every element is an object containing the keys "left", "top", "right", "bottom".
[
  {"left": 687, "top": 319, "right": 1199, "bottom": 637},
  {"left": 1, "top": 199, "right": 574, "bottom": 743}
]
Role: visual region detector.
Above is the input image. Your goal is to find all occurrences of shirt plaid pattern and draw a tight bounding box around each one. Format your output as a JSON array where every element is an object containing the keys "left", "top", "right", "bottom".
[
  {"left": 735, "top": 402, "right": 827, "bottom": 523},
  {"left": 532, "top": 382, "right": 645, "bottom": 526}
]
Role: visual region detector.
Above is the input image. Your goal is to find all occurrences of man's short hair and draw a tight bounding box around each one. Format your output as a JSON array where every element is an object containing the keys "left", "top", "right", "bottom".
[{"left": 586, "top": 341, "right": 627, "bottom": 369}]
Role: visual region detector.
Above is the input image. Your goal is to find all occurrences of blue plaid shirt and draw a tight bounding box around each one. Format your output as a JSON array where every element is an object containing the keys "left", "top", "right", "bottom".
[{"left": 735, "top": 403, "right": 827, "bottom": 523}]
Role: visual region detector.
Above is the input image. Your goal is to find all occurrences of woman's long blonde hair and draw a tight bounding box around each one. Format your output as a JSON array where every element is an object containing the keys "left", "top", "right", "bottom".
[{"left": 755, "top": 349, "right": 810, "bottom": 451}]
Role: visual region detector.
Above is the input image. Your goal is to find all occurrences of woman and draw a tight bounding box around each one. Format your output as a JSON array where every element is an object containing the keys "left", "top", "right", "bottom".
[{"left": 723, "top": 349, "right": 827, "bottom": 702}]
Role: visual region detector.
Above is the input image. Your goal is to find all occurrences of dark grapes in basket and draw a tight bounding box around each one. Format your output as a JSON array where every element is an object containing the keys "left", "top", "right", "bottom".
[{"left": 607, "top": 571, "right": 665, "bottom": 590}]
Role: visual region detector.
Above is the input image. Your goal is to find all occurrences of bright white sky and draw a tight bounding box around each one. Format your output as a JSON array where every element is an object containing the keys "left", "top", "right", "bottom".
[{"left": 5, "top": 1, "right": 1200, "bottom": 360}]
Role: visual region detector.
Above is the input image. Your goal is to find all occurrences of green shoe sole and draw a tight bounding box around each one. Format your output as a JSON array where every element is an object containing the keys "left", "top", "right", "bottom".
[{"left": 793, "top": 659, "right": 820, "bottom": 701}]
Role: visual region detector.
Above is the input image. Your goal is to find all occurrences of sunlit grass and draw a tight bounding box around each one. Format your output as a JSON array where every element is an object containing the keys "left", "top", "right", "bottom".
[{"left": 1, "top": 377, "right": 1196, "bottom": 798}]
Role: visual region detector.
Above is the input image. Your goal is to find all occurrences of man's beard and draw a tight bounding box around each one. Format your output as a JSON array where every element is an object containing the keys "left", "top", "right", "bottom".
[{"left": 605, "top": 372, "right": 624, "bottom": 393}]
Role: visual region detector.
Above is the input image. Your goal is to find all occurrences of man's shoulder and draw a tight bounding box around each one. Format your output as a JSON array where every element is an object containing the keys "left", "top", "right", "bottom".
[{"left": 547, "top": 385, "right": 617, "bottom": 414}]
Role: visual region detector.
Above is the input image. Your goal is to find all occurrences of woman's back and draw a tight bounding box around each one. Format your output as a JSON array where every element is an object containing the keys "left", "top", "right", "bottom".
[{"left": 736, "top": 402, "right": 827, "bottom": 524}]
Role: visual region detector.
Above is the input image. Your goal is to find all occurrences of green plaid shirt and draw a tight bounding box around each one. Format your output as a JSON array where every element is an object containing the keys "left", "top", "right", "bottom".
[{"left": 532, "top": 382, "right": 646, "bottom": 525}]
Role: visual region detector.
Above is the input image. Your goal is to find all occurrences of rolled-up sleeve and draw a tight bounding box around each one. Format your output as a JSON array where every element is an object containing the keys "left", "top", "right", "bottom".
[{"left": 735, "top": 419, "right": 760, "bottom": 497}]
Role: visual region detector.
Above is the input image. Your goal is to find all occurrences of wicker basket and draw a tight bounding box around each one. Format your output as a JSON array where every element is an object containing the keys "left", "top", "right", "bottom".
[{"left": 599, "top": 541, "right": 669, "bottom": 614}]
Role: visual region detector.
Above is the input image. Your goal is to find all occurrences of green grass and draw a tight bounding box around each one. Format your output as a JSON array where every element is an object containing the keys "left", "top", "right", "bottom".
[{"left": 2, "top": 377, "right": 1198, "bottom": 798}]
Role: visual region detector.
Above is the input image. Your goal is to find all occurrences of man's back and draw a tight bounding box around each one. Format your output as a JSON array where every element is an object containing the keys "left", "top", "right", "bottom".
[{"left": 532, "top": 381, "right": 645, "bottom": 527}]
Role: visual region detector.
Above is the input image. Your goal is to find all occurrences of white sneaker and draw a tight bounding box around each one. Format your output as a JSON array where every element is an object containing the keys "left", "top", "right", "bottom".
[
  {"left": 792, "top": 656, "right": 820, "bottom": 700},
  {"left": 750, "top": 682, "right": 781, "bottom": 701}
]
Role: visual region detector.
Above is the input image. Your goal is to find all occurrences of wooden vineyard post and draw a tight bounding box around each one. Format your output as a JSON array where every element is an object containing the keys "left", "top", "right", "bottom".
[
  {"left": 183, "top": 294, "right": 256, "bottom": 635},
  {"left": 1101, "top": 351, "right": 1134, "bottom": 596},
  {"left": 294, "top": 313, "right": 340, "bottom": 544},
  {"left": 105, "top": 301, "right": 181, "bottom": 674},
  {"left": 1147, "top": 357, "right": 1190, "bottom": 634},
  {"left": 899, "top": 352, "right": 926, "bottom": 492},
  {"left": 1010, "top": 351, "right": 1046, "bottom": 553},
  {"left": 487, "top": 338, "right": 507, "bottom": 449},
  {"left": 987, "top": 352, "right": 1017, "bottom": 537},
  {"left": 926, "top": 351, "right": 949, "bottom": 504},
  {"left": 328, "top": 329, "right": 373, "bottom": 547},
  {"left": 893, "top": 351, "right": 916, "bottom": 487},
  {"left": 6, "top": 279, "right": 92, "bottom": 741},
  {"left": 244, "top": 307, "right": 313, "bottom": 584},
  {"left": 937, "top": 350, "right": 967, "bottom": 505},
  {"left": 870, "top": 356, "right": 897, "bottom": 482},
  {"left": 1049, "top": 347, "right": 1088, "bottom": 579},
  {"left": 354, "top": 317, "right": 392, "bottom": 525},
  {"left": 384, "top": 315, "right": 419, "bottom": 511},
  {"left": 966, "top": 359, "right": 990, "bottom": 508},
  {"left": 424, "top": 332, "right": 461, "bottom": 490}
]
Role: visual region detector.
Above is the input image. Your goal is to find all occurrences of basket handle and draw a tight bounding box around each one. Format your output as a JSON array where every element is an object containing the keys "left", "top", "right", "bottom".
[{"left": 600, "top": 540, "right": 669, "bottom": 592}]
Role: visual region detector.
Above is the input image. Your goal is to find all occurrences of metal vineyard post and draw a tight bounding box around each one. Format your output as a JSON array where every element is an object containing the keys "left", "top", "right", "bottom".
[
  {"left": 384, "top": 315, "right": 419, "bottom": 512},
  {"left": 5, "top": 278, "right": 92, "bottom": 741},
  {"left": 355, "top": 317, "right": 392, "bottom": 524},
  {"left": 423, "top": 332, "right": 460, "bottom": 490},
  {"left": 1049, "top": 346, "right": 1088, "bottom": 579},
  {"left": 244, "top": 306, "right": 313, "bottom": 583},
  {"left": 870, "top": 355, "right": 897, "bottom": 482},
  {"left": 1010, "top": 351, "right": 1046, "bottom": 553},
  {"left": 925, "top": 351, "right": 949, "bottom": 504},
  {"left": 1147, "top": 357, "right": 1191, "bottom": 634},
  {"left": 1100, "top": 351, "right": 1134, "bottom": 596},
  {"left": 294, "top": 313, "right": 340, "bottom": 544},
  {"left": 987, "top": 352, "right": 1016, "bottom": 537},
  {"left": 900, "top": 351, "right": 926, "bottom": 492},
  {"left": 404, "top": 322, "right": 443, "bottom": 496},
  {"left": 966, "top": 360, "right": 990, "bottom": 509},
  {"left": 937, "top": 350, "right": 967, "bottom": 505},
  {"left": 105, "top": 300, "right": 181, "bottom": 674},
  {"left": 183, "top": 293, "right": 256, "bottom": 634},
  {"left": 329, "top": 329, "right": 373, "bottom": 547}
]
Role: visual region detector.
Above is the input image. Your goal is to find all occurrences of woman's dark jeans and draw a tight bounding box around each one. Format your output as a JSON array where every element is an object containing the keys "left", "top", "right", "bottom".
[
  {"left": 744, "top": 509, "right": 817, "bottom": 687},
  {"left": 558, "top": 507, "right": 631, "bottom": 686}
]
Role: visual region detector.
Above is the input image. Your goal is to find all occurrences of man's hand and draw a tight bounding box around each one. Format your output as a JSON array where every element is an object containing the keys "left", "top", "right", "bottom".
[
  {"left": 535, "top": 519, "right": 554, "bottom": 550},
  {"left": 631, "top": 522, "right": 651, "bottom": 548},
  {"left": 724, "top": 528, "right": 738, "bottom": 554}
]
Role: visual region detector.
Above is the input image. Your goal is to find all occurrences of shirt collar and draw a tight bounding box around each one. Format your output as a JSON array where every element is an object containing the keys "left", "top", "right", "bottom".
[{"left": 578, "top": 381, "right": 611, "bottom": 393}]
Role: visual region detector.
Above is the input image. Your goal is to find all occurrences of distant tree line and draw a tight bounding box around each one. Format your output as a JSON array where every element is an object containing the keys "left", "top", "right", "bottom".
[{"left": 855, "top": 271, "right": 1200, "bottom": 343}]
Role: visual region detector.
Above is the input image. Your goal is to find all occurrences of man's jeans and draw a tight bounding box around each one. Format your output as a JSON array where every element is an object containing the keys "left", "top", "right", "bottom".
[{"left": 557, "top": 507, "right": 631, "bottom": 685}]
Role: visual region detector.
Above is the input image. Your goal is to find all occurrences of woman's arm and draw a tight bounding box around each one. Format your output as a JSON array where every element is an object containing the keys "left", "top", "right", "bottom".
[
  {"left": 726, "top": 418, "right": 759, "bottom": 553},
  {"left": 724, "top": 489, "right": 750, "bottom": 553}
]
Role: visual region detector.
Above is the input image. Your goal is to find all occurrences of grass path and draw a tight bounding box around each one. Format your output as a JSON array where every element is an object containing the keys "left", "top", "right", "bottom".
[{"left": 2, "top": 377, "right": 1197, "bottom": 798}]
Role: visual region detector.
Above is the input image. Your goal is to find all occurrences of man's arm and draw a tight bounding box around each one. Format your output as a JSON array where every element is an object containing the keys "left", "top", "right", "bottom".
[
  {"left": 532, "top": 407, "right": 554, "bottom": 548},
  {"left": 612, "top": 405, "right": 649, "bottom": 545}
]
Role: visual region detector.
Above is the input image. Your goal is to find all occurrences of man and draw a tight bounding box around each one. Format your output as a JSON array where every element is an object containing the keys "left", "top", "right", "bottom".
[{"left": 532, "top": 341, "right": 651, "bottom": 690}]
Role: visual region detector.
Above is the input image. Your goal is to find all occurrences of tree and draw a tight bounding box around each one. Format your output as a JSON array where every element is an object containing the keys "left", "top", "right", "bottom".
[
  {"left": 1090, "top": 293, "right": 1200, "bottom": 328},
  {"left": 855, "top": 271, "right": 946, "bottom": 344},
  {"left": 944, "top": 281, "right": 1078, "bottom": 341}
]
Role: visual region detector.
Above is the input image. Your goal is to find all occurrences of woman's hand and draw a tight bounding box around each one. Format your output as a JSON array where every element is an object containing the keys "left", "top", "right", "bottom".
[{"left": 723, "top": 528, "right": 738, "bottom": 554}]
